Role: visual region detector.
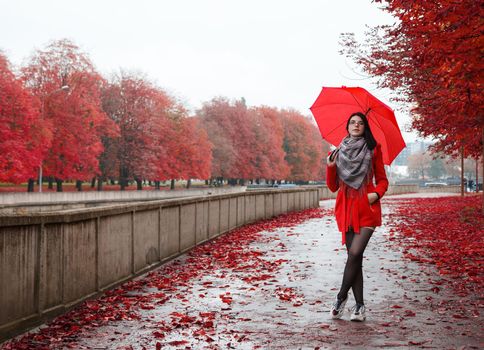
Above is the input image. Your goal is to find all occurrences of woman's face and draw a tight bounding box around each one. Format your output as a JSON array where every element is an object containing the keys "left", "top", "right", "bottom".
[{"left": 348, "top": 115, "right": 365, "bottom": 137}]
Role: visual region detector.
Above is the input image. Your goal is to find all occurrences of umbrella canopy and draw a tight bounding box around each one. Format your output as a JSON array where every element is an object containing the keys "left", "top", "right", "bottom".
[{"left": 310, "top": 86, "right": 406, "bottom": 165}]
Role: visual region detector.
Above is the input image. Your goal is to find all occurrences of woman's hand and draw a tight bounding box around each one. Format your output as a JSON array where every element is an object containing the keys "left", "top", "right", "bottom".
[
  {"left": 326, "top": 149, "right": 339, "bottom": 167},
  {"left": 367, "top": 192, "right": 379, "bottom": 205}
]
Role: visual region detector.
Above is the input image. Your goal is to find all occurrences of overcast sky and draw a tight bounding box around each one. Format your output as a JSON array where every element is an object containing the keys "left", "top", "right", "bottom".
[{"left": 1, "top": 0, "right": 420, "bottom": 142}]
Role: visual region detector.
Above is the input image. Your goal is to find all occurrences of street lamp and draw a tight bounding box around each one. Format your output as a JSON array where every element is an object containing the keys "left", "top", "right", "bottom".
[{"left": 38, "top": 85, "right": 70, "bottom": 192}]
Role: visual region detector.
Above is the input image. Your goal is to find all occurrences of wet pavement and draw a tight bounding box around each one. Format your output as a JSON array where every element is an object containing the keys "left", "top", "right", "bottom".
[{"left": 4, "top": 193, "right": 482, "bottom": 349}]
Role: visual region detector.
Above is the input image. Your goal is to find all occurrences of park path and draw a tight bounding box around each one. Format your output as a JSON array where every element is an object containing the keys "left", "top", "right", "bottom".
[{"left": 2, "top": 193, "right": 481, "bottom": 349}]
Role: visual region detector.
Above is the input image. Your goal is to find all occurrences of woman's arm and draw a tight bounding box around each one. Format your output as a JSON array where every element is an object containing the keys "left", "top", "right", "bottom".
[
  {"left": 372, "top": 144, "right": 389, "bottom": 199},
  {"left": 326, "top": 152, "right": 340, "bottom": 192}
]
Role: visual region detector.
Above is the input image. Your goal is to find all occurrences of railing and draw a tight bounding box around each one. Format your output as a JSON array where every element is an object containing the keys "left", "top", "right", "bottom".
[
  {"left": 0, "top": 186, "right": 246, "bottom": 207},
  {"left": 317, "top": 184, "right": 461, "bottom": 199}
]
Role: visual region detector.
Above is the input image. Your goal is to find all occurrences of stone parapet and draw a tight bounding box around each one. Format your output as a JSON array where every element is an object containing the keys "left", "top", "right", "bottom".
[{"left": 0, "top": 187, "right": 319, "bottom": 342}]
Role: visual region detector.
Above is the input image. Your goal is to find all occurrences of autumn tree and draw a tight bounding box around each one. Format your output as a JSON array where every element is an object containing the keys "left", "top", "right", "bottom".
[
  {"left": 340, "top": 0, "right": 483, "bottom": 208},
  {"left": 171, "top": 116, "right": 212, "bottom": 188},
  {"left": 197, "top": 98, "right": 236, "bottom": 182},
  {"left": 197, "top": 97, "right": 255, "bottom": 184},
  {"left": 198, "top": 98, "right": 326, "bottom": 184},
  {"left": 407, "top": 153, "right": 432, "bottom": 180},
  {"left": 428, "top": 157, "right": 445, "bottom": 180},
  {"left": 443, "top": 158, "right": 461, "bottom": 179},
  {"left": 22, "top": 39, "right": 115, "bottom": 191},
  {"left": 280, "top": 109, "right": 326, "bottom": 183},
  {"left": 101, "top": 72, "right": 168, "bottom": 189},
  {"left": 101, "top": 72, "right": 212, "bottom": 190},
  {"left": 0, "top": 52, "right": 45, "bottom": 188},
  {"left": 249, "top": 106, "right": 290, "bottom": 184}
]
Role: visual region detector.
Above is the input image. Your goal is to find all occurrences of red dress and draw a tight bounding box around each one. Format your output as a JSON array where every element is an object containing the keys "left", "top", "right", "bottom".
[{"left": 326, "top": 143, "right": 389, "bottom": 245}]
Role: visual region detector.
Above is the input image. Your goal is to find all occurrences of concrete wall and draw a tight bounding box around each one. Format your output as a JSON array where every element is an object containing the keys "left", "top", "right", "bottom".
[
  {"left": 0, "top": 186, "right": 319, "bottom": 341},
  {"left": 0, "top": 186, "right": 246, "bottom": 207},
  {"left": 317, "top": 184, "right": 461, "bottom": 199},
  {"left": 417, "top": 185, "right": 461, "bottom": 193}
]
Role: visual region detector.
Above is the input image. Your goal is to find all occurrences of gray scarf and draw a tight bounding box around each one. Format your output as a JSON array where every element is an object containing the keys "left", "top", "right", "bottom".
[{"left": 335, "top": 136, "right": 372, "bottom": 190}]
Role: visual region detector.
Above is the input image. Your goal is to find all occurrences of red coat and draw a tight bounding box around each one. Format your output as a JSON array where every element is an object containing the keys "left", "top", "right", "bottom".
[{"left": 326, "top": 143, "right": 389, "bottom": 245}]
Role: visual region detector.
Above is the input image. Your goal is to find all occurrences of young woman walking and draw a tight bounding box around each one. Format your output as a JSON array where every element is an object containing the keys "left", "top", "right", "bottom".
[{"left": 326, "top": 112, "right": 389, "bottom": 321}]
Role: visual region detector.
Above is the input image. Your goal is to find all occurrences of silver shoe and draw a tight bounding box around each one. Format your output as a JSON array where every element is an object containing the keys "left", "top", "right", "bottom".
[
  {"left": 350, "top": 303, "right": 366, "bottom": 321},
  {"left": 330, "top": 296, "right": 348, "bottom": 319}
]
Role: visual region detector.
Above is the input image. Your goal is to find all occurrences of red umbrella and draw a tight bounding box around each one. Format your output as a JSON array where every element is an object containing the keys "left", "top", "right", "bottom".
[{"left": 309, "top": 86, "right": 406, "bottom": 165}]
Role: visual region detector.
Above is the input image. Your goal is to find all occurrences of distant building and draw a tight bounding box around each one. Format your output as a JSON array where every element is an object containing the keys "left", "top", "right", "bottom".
[
  {"left": 393, "top": 140, "right": 433, "bottom": 166},
  {"left": 409, "top": 141, "right": 432, "bottom": 154},
  {"left": 393, "top": 146, "right": 411, "bottom": 166}
]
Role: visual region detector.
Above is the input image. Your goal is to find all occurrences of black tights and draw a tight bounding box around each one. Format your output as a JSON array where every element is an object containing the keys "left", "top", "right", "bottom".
[{"left": 337, "top": 227, "right": 374, "bottom": 305}]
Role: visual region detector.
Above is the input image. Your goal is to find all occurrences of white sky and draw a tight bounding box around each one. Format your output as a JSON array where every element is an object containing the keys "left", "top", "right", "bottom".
[{"left": 1, "top": 0, "right": 420, "bottom": 142}]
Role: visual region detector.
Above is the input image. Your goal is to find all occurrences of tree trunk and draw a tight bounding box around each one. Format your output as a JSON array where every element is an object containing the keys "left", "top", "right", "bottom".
[
  {"left": 187, "top": 179, "right": 191, "bottom": 189},
  {"left": 461, "top": 146, "right": 465, "bottom": 197},
  {"left": 482, "top": 127, "right": 484, "bottom": 214},
  {"left": 205, "top": 179, "right": 209, "bottom": 185},
  {"left": 155, "top": 181, "right": 160, "bottom": 190},
  {"left": 135, "top": 178, "right": 142, "bottom": 190},
  {"left": 91, "top": 177, "right": 96, "bottom": 188},
  {"left": 476, "top": 157, "right": 479, "bottom": 193},
  {"left": 27, "top": 178, "right": 34, "bottom": 192},
  {"left": 170, "top": 179, "right": 175, "bottom": 190},
  {"left": 56, "top": 178, "right": 63, "bottom": 192},
  {"left": 97, "top": 177, "right": 103, "bottom": 191},
  {"left": 48, "top": 176, "right": 54, "bottom": 189},
  {"left": 76, "top": 180, "right": 82, "bottom": 191},
  {"left": 120, "top": 165, "right": 128, "bottom": 191}
]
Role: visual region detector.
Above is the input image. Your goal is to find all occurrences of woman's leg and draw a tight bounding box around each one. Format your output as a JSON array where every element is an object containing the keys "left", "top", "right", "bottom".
[
  {"left": 343, "top": 229, "right": 363, "bottom": 302},
  {"left": 351, "top": 227, "right": 375, "bottom": 304},
  {"left": 337, "top": 227, "right": 374, "bottom": 303}
]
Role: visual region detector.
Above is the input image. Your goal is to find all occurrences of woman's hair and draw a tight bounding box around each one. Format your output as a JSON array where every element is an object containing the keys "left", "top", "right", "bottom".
[{"left": 346, "top": 112, "right": 377, "bottom": 150}]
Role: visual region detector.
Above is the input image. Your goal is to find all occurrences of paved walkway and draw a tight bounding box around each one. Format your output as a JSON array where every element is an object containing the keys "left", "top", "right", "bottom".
[{"left": 4, "top": 193, "right": 481, "bottom": 349}]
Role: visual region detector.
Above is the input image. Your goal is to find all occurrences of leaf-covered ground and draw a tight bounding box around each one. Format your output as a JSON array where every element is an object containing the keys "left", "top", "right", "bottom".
[
  {"left": 1, "top": 194, "right": 482, "bottom": 349},
  {"left": 385, "top": 194, "right": 483, "bottom": 298}
]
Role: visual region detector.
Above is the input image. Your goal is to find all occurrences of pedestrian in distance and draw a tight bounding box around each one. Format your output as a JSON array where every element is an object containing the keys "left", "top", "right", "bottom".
[{"left": 326, "top": 112, "right": 389, "bottom": 321}]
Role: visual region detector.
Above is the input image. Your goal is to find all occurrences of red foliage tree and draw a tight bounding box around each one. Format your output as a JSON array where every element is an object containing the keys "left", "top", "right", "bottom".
[
  {"left": 171, "top": 117, "right": 212, "bottom": 183},
  {"left": 198, "top": 98, "right": 326, "bottom": 184},
  {"left": 21, "top": 39, "right": 115, "bottom": 190},
  {"left": 151, "top": 104, "right": 212, "bottom": 185},
  {"left": 197, "top": 97, "right": 254, "bottom": 183},
  {"left": 101, "top": 73, "right": 172, "bottom": 189},
  {"left": 280, "top": 110, "right": 326, "bottom": 182},
  {"left": 0, "top": 53, "right": 46, "bottom": 185},
  {"left": 224, "top": 99, "right": 258, "bottom": 182},
  {"left": 251, "top": 106, "right": 290, "bottom": 182},
  {"left": 100, "top": 72, "right": 211, "bottom": 189},
  {"left": 340, "top": 0, "right": 482, "bottom": 154},
  {"left": 340, "top": 0, "right": 483, "bottom": 208}
]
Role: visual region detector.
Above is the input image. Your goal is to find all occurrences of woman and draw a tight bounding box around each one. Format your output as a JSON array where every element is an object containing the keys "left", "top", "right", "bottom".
[{"left": 326, "top": 112, "right": 388, "bottom": 321}]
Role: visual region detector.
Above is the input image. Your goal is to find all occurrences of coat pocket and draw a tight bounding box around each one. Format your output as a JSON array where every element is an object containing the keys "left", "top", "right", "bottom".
[{"left": 367, "top": 194, "right": 375, "bottom": 212}]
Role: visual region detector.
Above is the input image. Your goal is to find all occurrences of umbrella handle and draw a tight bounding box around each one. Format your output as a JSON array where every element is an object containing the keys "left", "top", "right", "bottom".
[{"left": 329, "top": 148, "right": 339, "bottom": 162}]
